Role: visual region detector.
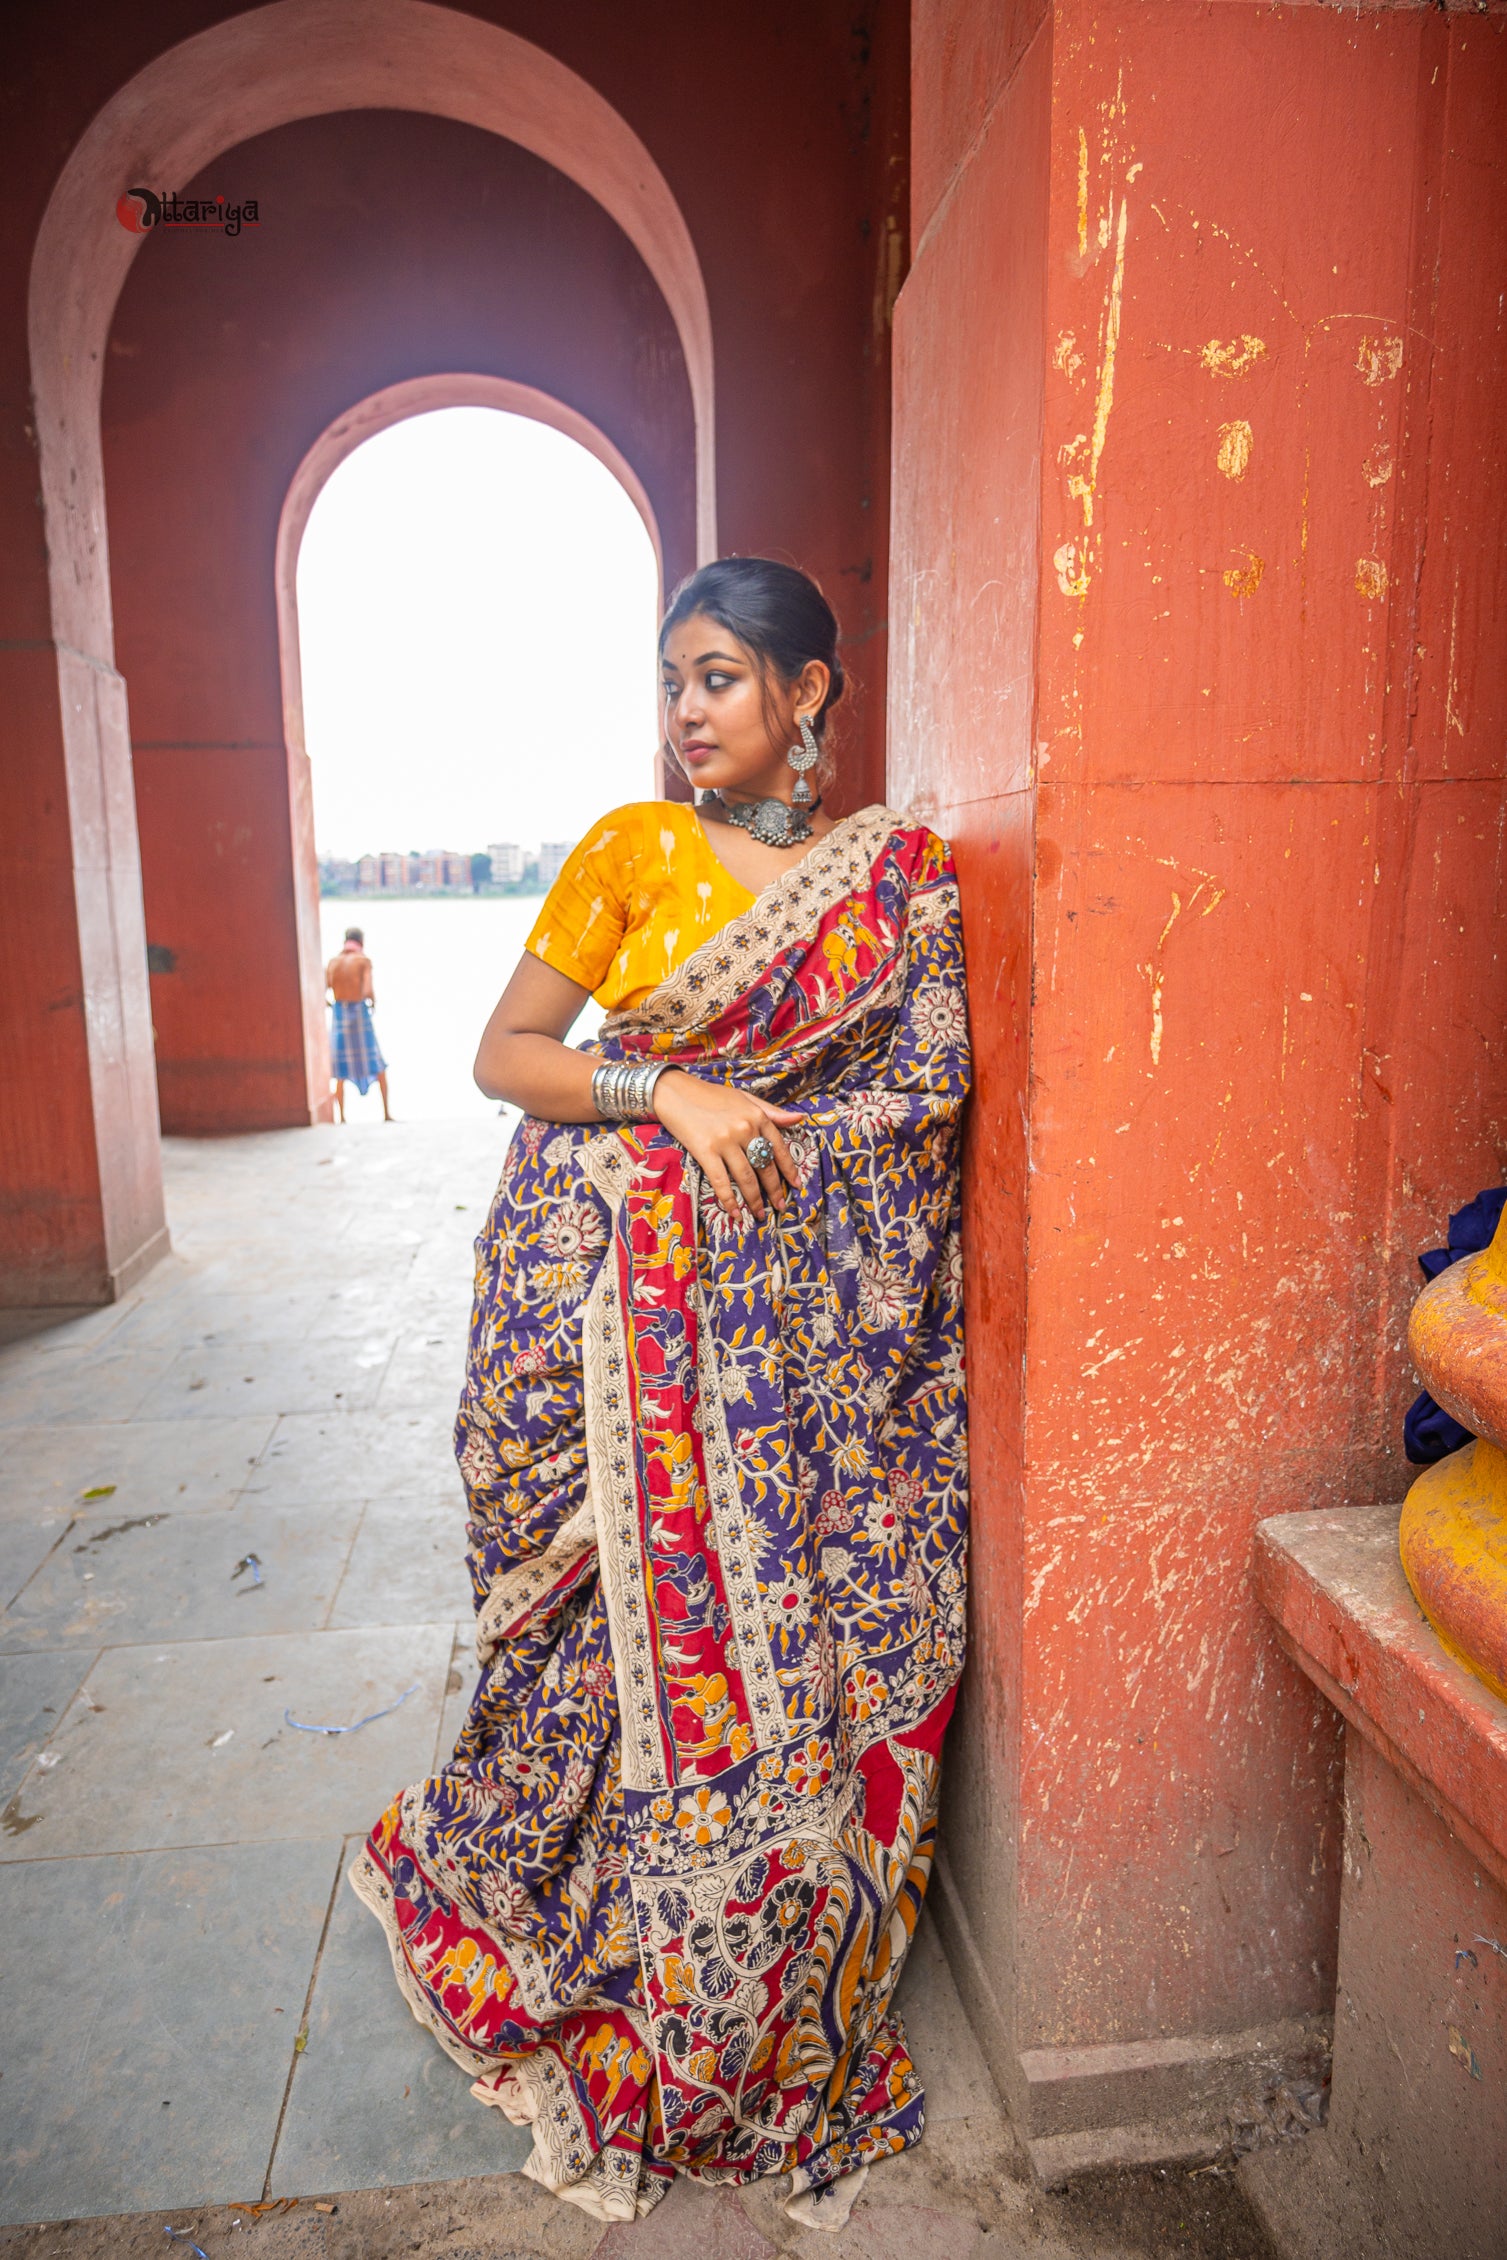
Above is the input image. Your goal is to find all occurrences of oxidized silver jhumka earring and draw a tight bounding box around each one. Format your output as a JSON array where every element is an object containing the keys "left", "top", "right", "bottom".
[{"left": 789, "top": 715, "right": 821, "bottom": 807}]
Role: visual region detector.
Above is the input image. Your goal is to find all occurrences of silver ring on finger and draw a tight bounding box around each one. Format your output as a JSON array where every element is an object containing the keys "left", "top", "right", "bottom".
[{"left": 745, "top": 1134, "right": 775, "bottom": 1172}]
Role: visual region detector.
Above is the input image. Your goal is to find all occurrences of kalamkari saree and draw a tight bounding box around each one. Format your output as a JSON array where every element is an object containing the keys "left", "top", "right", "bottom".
[{"left": 353, "top": 806, "right": 970, "bottom": 2222}]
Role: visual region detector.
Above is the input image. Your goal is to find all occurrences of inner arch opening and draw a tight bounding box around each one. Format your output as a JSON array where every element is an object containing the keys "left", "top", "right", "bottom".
[{"left": 295, "top": 403, "right": 660, "bottom": 1118}]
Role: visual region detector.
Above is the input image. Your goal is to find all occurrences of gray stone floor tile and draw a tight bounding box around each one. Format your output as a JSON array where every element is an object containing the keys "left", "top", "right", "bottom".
[
  {"left": 178, "top": 1249, "right": 415, "bottom": 1304},
  {"left": 0, "top": 1839, "right": 339, "bottom": 2224},
  {"left": 132, "top": 1340, "right": 391, "bottom": 1423},
  {"left": 894, "top": 1911, "right": 1001, "bottom": 2124},
  {"left": 270, "top": 1842, "right": 528, "bottom": 2197},
  {"left": 390, "top": 1292, "right": 472, "bottom": 1335},
  {"left": 0, "top": 1521, "right": 69, "bottom": 1614},
  {"left": 0, "top": 1648, "right": 97, "bottom": 1802},
  {"left": 332, "top": 1216, "right": 428, "bottom": 1254},
  {"left": 243, "top": 1411, "right": 462, "bottom": 1507},
  {"left": 375, "top": 1332, "right": 471, "bottom": 1413},
  {"left": 327, "top": 1499, "right": 469, "bottom": 1631},
  {"left": 0, "top": 1349, "right": 177, "bottom": 1431},
  {"left": 0, "top": 1417, "right": 274, "bottom": 1524},
  {"left": 0, "top": 1499, "right": 365, "bottom": 1654},
  {"left": 104, "top": 1289, "right": 342, "bottom": 1354},
  {"left": 0, "top": 1624, "right": 452, "bottom": 1859}
]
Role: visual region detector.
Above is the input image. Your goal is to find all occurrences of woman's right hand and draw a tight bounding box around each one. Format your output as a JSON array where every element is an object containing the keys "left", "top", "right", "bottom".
[{"left": 651, "top": 1070, "right": 803, "bottom": 1221}]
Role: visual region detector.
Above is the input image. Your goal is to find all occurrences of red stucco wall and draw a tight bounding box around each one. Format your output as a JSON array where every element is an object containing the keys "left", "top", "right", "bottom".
[{"left": 893, "top": 0, "right": 1507, "bottom": 2131}]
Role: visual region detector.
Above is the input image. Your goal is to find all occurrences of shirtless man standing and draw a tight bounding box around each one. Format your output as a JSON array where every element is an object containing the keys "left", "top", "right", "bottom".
[{"left": 326, "top": 926, "right": 392, "bottom": 1122}]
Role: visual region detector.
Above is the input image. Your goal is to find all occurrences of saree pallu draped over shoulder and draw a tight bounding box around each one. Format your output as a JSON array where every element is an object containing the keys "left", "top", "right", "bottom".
[{"left": 353, "top": 806, "right": 971, "bottom": 2223}]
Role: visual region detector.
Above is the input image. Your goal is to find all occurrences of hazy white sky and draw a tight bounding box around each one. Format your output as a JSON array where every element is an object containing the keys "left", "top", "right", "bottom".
[{"left": 297, "top": 406, "right": 660, "bottom": 860}]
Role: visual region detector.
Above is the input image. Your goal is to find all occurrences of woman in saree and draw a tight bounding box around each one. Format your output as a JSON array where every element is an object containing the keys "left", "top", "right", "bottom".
[{"left": 354, "top": 557, "right": 970, "bottom": 2228}]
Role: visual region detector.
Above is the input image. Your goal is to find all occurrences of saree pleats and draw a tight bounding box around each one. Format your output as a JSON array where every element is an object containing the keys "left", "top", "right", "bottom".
[{"left": 354, "top": 808, "right": 970, "bottom": 2220}]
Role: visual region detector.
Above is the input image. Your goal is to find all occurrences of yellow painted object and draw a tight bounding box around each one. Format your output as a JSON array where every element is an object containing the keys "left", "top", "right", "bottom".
[{"left": 1401, "top": 1211, "right": 1507, "bottom": 1704}]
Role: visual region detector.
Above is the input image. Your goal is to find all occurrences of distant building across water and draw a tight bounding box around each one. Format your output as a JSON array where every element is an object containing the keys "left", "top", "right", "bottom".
[{"left": 318, "top": 841, "right": 563, "bottom": 897}]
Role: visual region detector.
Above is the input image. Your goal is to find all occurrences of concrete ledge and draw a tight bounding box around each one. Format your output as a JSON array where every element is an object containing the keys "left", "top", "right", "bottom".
[
  {"left": 1017, "top": 2018, "right": 1327, "bottom": 2141},
  {"left": 1250, "top": 1502, "right": 1507, "bottom": 2260},
  {"left": 1253, "top": 1502, "right": 1507, "bottom": 1891},
  {"left": 931, "top": 1843, "right": 1326, "bottom": 2170},
  {"left": 1027, "top": 2116, "right": 1221, "bottom": 2187}
]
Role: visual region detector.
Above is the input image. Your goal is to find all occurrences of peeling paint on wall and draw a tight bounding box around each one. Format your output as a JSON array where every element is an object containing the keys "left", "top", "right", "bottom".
[
  {"left": 1086, "top": 195, "right": 1129, "bottom": 530},
  {"left": 1356, "top": 333, "right": 1404, "bottom": 386},
  {"left": 1223, "top": 549, "right": 1265, "bottom": 597},
  {"left": 1053, "top": 329, "right": 1086, "bottom": 384},
  {"left": 1200, "top": 334, "right": 1267, "bottom": 378},
  {"left": 1216, "top": 419, "right": 1254, "bottom": 480}
]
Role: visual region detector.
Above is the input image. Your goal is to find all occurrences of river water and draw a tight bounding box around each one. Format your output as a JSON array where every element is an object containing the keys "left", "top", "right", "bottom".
[{"left": 319, "top": 896, "right": 603, "bottom": 1121}]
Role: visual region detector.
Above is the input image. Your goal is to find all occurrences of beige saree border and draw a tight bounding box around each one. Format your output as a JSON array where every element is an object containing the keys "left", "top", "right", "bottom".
[
  {"left": 581, "top": 1202, "right": 671, "bottom": 1797},
  {"left": 689, "top": 1267, "right": 784, "bottom": 1749}
]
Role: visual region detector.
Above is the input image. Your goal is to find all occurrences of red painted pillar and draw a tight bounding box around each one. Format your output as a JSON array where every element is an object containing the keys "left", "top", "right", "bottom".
[
  {"left": 0, "top": 658, "right": 167, "bottom": 1307},
  {"left": 0, "top": 346, "right": 166, "bottom": 1304},
  {"left": 893, "top": 0, "right": 1507, "bottom": 2170}
]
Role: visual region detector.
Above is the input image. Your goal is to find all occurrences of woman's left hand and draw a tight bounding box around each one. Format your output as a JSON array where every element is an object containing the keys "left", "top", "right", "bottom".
[{"left": 651, "top": 1070, "right": 803, "bottom": 1220}]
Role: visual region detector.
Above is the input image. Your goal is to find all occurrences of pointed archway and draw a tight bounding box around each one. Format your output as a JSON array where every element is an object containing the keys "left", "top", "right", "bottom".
[{"left": 15, "top": 1, "right": 713, "bottom": 1290}]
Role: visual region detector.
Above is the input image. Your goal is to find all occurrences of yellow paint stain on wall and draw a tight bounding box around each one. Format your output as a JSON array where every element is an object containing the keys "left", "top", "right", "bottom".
[
  {"left": 1355, "top": 557, "right": 1389, "bottom": 600},
  {"left": 1082, "top": 195, "right": 1130, "bottom": 535},
  {"left": 1053, "top": 331, "right": 1085, "bottom": 385},
  {"left": 1141, "top": 963, "right": 1165, "bottom": 1066},
  {"left": 1216, "top": 420, "right": 1253, "bottom": 480},
  {"left": 1200, "top": 334, "right": 1267, "bottom": 379},
  {"left": 1222, "top": 550, "right": 1265, "bottom": 597},
  {"left": 1363, "top": 447, "right": 1394, "bottom": 487},
  {"left": 1059, "top": 433, "right": 1092, "bottom": 522},
  {"left": 1054, "top": 541, "right": 1090, "bottom": 599},
  {"left": 1356, "top": 334, "right": 1404, "bottom": 386}
]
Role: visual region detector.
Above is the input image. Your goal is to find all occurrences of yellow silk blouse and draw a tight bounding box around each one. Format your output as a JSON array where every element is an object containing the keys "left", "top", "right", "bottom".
[{"left": 525, "top": 801, "right": 755, "bottom": 1012}]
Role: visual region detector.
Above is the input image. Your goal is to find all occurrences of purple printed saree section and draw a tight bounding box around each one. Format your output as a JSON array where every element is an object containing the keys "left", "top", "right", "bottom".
[{"left": 352, "top": 806, "right": 970, "bottom": 2223}]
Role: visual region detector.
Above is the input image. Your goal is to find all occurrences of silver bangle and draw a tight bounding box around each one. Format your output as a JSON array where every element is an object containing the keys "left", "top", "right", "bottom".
[{"left": 592, "top": 1060, "right": 668, "bottom": 1123}]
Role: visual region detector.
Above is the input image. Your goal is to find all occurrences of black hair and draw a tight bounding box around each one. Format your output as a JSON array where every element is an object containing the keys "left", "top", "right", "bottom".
[
  {"left": 344, "top": 926, "right": 364, "bottom": 944},
  {"left": 658, "top": 556, "right": 846, "bottom": 747}
]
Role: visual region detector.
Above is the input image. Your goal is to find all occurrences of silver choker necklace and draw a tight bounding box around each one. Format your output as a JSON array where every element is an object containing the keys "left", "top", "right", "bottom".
[{"left": 709, "top": 792, "right": 821, "bottom": 847}]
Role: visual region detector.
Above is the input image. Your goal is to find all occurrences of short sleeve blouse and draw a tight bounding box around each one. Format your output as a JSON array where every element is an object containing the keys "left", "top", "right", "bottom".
[{"left": 525, "top": 802, "right": 754, "bottom": 1013}]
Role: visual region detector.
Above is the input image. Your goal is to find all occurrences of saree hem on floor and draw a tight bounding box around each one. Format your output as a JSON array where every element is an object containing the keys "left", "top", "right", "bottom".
[{"left": 354, "top": 804, "right": 971, "bottom": 2219}]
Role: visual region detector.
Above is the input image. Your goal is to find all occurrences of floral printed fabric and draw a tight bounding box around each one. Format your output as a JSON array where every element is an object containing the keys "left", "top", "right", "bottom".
[{"left": 353, "top": 807, "right": 970, "bottom": 2224}]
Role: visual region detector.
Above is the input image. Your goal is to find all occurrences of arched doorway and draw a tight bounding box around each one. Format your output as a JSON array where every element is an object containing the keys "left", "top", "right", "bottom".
[
  {"left": 55, "top": 20, "right": 707, "bottom": 1144},
  {"left": 287, "top": 392, "right": 661, "bottom": 1117}
]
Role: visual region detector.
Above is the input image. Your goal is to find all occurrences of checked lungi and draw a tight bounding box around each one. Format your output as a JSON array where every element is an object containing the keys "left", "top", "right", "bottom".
[{"left": 330, "top": 998, "right": 388, "bottom": 1093}]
